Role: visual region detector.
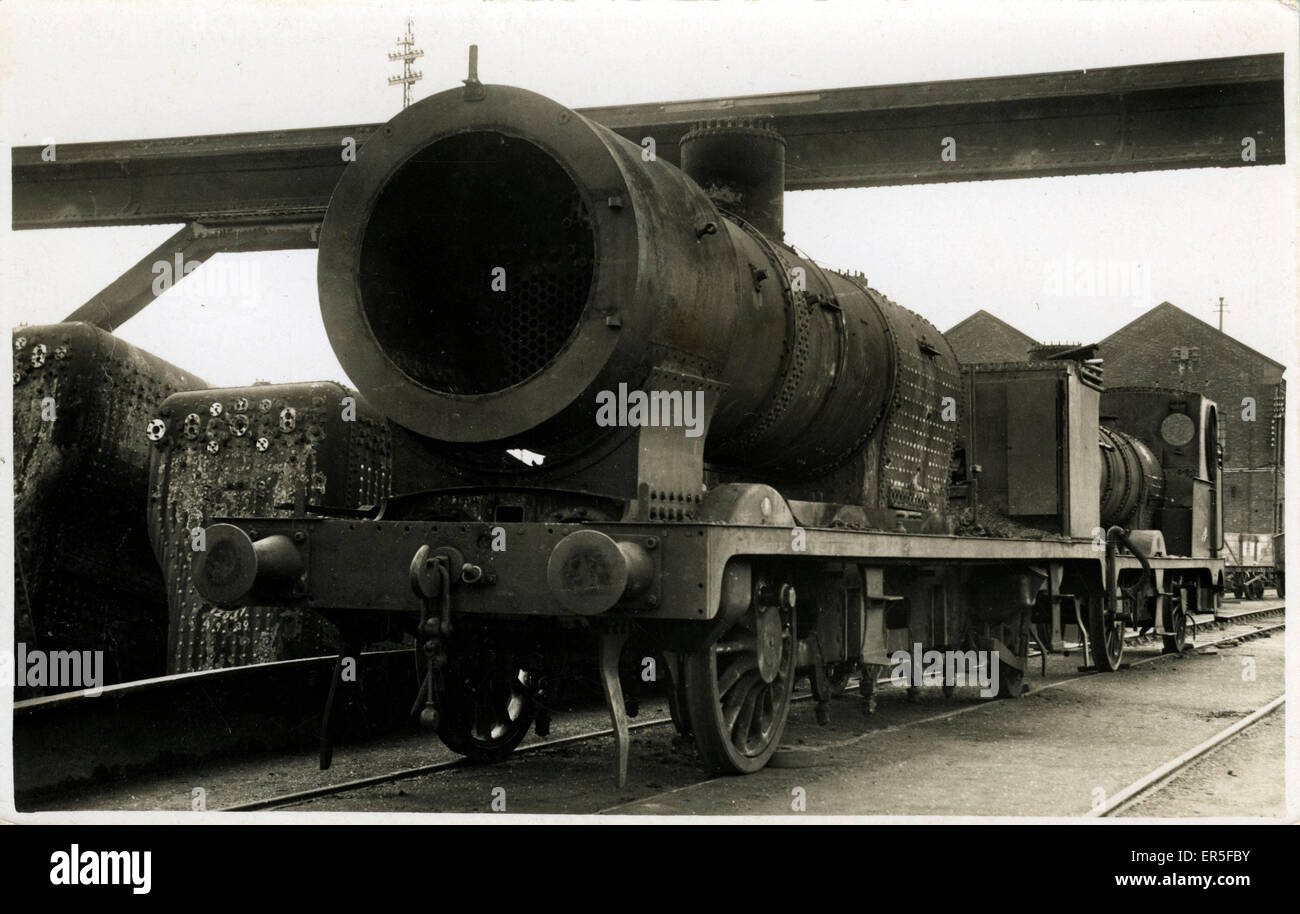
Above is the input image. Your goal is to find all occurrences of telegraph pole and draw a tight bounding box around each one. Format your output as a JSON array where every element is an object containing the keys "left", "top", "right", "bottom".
[
  {"left": 1212, "top": 295, "right": 1229, "bottom": 331},
  {"left": 388, "top": 19, "right": 424, "bottom": 110}
]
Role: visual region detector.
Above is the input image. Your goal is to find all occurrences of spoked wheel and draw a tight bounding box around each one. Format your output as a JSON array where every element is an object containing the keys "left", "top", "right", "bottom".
[
  {"left": 1162, "top": 593, "right": 1188, "bottom": 655},
  {"left": 1162, "top": 610, "right": 1187, "bottom": 654},
  {"left": 435, "top": 659, "right": 535, "bottom": 763},
  {"left": 684, "top": 592, "right": 796, "bottom": 774},
  {"left": 1087, "top": 595, "right": 1125, "bottom": 672}
]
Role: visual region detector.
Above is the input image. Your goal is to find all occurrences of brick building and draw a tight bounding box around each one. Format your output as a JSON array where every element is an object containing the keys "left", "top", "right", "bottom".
[
  {"left": 1098, "top": 301, "right": 1285, "bottom": 536},
  {"left": 945, "top": 310, "right": 1037, "bottom": 364}
]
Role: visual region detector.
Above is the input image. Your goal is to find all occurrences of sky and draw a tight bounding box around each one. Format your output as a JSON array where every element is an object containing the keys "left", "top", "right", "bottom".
[{"left": 0, "top": 0, "right": 1296, "bottom": 387}]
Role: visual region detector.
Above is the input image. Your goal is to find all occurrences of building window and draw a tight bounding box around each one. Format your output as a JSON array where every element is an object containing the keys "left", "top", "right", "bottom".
[{"left": 1169, "top": 345, "right": 1200, "bottom": 375}]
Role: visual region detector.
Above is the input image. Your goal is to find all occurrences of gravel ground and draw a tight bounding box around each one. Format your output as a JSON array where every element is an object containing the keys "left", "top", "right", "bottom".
[
  {"left": 1122, "top": 708, "right": 1285, "bottom": 818},
  {"left": 610, "top": 623, "right": 1286, "bottom": 818},
  {"left": 17, "top": 694, "right": 676, "bottom": 813},
  {"left": 21, "top": 608, "right": 1286, "bottom": 819}
]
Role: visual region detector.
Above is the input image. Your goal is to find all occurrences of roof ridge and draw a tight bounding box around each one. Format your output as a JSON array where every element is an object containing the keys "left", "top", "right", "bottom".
[
  {"left": 944, "top": 309, "right": 1039, "bottom": 344},
  {"left": 1099, "top": 301, "right": 1285, "bottom": 370}
]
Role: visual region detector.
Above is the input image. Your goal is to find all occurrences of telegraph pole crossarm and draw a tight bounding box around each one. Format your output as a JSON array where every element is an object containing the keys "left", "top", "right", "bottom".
[{"left": 388, "top": 18, "right": 424, "bottom": 109}]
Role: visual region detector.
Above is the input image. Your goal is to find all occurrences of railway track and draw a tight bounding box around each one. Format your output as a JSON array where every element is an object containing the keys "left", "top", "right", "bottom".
[
  {"left": 1086, "top": 693, "right": 1285, "bottom": 818},
  {"left": 221, "top": 609, "right": 1285, "bottom": 814},
  {"left": 1026, "top": 603, "right": 1284, "bottom": 661},
  {"left": 11, "top": 649, "right": 419, "bottom": 794},
  {"left": 220, "top": 715, "right": 681, "bottom": 812},
  {"left": 594, "top": 616, "right": 1287, "bottom": 816},
  {"left": 15, "top": 600, "right": 1280, "bottom": 808}
]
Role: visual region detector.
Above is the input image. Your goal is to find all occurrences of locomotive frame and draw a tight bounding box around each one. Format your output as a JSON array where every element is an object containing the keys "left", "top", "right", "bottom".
[{"left": 196, "top": 507, "right": 1221, "bottom": 779}]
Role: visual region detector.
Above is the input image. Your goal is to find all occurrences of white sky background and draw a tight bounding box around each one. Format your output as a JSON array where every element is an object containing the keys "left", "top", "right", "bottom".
[{"left": 0, "top": 0, "right": 1296, "bottom": 386}]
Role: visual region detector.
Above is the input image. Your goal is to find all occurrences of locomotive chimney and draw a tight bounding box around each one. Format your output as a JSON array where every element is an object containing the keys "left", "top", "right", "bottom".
[{"left": 679, "top": 118, "right": 786, "bottom": 239}]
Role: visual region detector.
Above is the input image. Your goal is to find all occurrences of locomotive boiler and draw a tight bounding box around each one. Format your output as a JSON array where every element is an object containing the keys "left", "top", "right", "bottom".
[{"left": 183, "top": 76, "right": 1225, "bottom": 781}]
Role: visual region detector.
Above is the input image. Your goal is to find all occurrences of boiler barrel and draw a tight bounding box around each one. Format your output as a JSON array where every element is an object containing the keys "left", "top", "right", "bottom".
[
  {"left": 316, "top": 84, "right": 955, "bottom": 478},
  {"left": 1098, "top": 425, "right": 1164, "bottom": 529}
]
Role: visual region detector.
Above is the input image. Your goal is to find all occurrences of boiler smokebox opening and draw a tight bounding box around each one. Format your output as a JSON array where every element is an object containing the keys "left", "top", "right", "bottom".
[{"left": 358, "top": 132, "right": 596, "bottom": 395}]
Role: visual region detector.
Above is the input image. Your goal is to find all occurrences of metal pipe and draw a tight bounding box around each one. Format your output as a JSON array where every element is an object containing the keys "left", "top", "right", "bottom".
[{"left": 1104, "top": 525, "right": 1152, "bottom": 627}]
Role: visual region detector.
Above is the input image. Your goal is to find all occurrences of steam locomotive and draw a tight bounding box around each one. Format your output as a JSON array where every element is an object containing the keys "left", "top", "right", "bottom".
[{"left": 180, "top": 79, "right": 1225, "bottom": 782}]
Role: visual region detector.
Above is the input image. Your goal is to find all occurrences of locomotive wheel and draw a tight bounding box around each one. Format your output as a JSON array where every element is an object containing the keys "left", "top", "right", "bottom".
[
  {"left": 684, "top": 599, "right": 796, "bottom": 774},
  {"left": 1087, "top": 596, "right": 1125, "bottom": 672},
  {"left": 1247, "top": 579, "right": 1265, "bottom": 601},
  {"left": 436, "top": 664, "right": 535, "bottom": 763},
  {"left": 1161, "top": 596, "right": 1188, "bottom": 655},
  {"left": 996, "top": 625, "right": 1028, "bottom": 699},
  {"left": 661, "top": 651, "right": 693, "bottom": 738},
  {"left": 859, "top": 663, "right": 882, "bottom": 714},
  {"left": 825, "top": 661, "right": 852, "bottom": 697},
  {"left": 996, "top": 666, "right": 1024, "bottom": 699}
]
